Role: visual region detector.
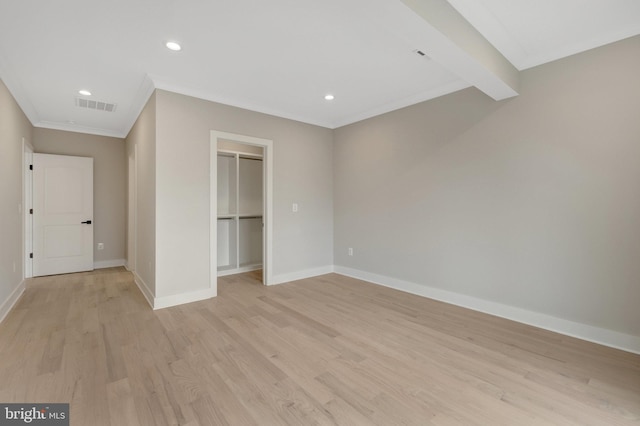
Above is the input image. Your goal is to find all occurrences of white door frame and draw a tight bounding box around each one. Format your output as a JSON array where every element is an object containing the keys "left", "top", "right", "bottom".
[
  {"left": 23, "top": 140, "right": 33, "bottom": 279},
  {"left": 126, "top": 143, "right": 137, "bottom": 272},
  {"left": 210, "top": 131, "right": 273, "bottom": 291}
]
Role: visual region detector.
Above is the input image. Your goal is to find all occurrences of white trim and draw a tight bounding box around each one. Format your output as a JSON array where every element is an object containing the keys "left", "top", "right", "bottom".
[
  {"left": 121, "top": 74, "right": 156, "bottom": 138},
  {"left": 271, "top": 265, "right": 335, "bottom": 286},
  {"left": 153, "top": 78, "right": 330, "bottom": 129},
  {"left": 23, "top": 140, "right": 33, "bottom": 279},
  {"left": 446, "top": 0, "right": 640, "bottom": 71},
  {"left": 33, "top": 121, "right": 127, "bottom": 139},
  {"left": 126, "top": 143, "right": 137, "bottom": 272},
  {"left": 334, "top": 266, "right": 640, "bottom": 355},
  {"left": 0, "top": 280, "right": 26, "bottom": 323},
  {"left": 0, "top": 51, "right": 40, "bottom": 124},
  {"left": 133, "top": 272, "right": 154, "bottom": 309},
  {"left": 331, "top": 80, "right": 470, "bottom": 128},
  {"left": 28, "top": 76, "right": 155, "bottom": 139},
  {"left": 153, "top": 288, "right": 217, "bottom": 310},
  {"left": 94, "top": 259, "right": 126, "bottom": 269},
  {"left": 134, "top": 271, "right": 216, "bottom": 310},
  {"left": 211, "top": 131, "right": 274, "bottom": 293},
  {"left": 151, "top": 77, "right": 472, "bottom": 130},
  {"left": 518, "top": 26, "right": 640, "bottom": 70}
]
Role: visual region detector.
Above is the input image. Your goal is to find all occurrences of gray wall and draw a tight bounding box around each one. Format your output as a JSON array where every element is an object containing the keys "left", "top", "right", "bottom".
[
  {"left": 334, "top": 35, "right": 640, "bottom": 336},
  {"left": 4, "top": 33, "right": 637, "bottom": 349},
  {"left": 33, "top": 128, "right": 126, "bottom": 265},
  {"left": 125, "top": 92, "right": 156, "bottom": 295},
  {"left": 154, "top": 89, "right": 334, "bottom": 298},
  {"left": 0, "top": 79, "right": 32, "bottom": 316}
]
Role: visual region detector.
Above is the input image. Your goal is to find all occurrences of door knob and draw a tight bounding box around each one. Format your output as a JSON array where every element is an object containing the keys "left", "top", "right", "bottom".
[{"left": 81, "top": 220, "right": 92, "bottom": 224}]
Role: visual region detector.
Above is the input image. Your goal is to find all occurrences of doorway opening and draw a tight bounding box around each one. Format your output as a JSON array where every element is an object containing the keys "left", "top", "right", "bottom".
[{"left": 210, "top": 131, "right": 273, "bottom": 292}]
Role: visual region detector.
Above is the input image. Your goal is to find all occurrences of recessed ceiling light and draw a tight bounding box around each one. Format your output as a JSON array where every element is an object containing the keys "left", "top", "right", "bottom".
[
  {"left": 324, "top": 94, "right": 335, "bottom": 101},
  {"left": 166, "top": 41, "right": 182, "bottom": 51},
  {"left": 78, "top": 90, "right": 91, "bottom": 96}
]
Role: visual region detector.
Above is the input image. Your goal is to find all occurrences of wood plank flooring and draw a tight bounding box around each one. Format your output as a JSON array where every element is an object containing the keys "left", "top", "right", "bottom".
[{"left": 0, "top": 267, "right": 638, "bottom": 425}]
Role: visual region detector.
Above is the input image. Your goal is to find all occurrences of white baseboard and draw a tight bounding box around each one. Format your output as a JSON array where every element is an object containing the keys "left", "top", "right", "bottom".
[
  {"left": 153, "top": 287, "right": 217, "bottom": 310},
  {"left": 334, "top": 266, "right": 640, "bottom": 355},
  {"left": 133, "top": 272, "right": 216, "bottom": 310},
  {"left": 94, "top": 258, "right": 126, "bottom": 269},
  {"left": 133, "top": 272, "right": 154, "bottom": 309},
  {"left": 218, "top": 264, "right": 262, "bottom": 277},
  {"left": 270, "top": 265, "right": 335, "bottom": 286},
  {"left": 0, "top": 279, "right": 26, "bottom": 323}
]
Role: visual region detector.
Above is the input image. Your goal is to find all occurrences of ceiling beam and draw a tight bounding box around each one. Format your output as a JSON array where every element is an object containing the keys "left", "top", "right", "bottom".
[{"left": 398, "top": 0, "right": 519, "bottom": 100}]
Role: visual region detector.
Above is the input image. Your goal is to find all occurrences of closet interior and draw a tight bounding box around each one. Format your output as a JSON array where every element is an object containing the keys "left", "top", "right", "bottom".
[{"left": 217, "top": 140, "right": 264, "bottom": 277}]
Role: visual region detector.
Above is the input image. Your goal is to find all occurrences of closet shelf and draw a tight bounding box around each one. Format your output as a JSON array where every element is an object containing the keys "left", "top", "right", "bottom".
[
  {"left": 239, "top": 261, "right": 262, "bottom": 269},
  {"left": 216, "top": 214, "right": 263, "bottom": 220}
]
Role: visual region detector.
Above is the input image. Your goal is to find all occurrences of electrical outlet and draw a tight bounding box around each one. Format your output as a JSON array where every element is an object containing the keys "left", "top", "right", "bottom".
[
  {"left": 97, "top": 243, "right": 104, "bottom": 250},
  {"left": 292, "top": 203, "right": 299, "bottom": 213},
  {"left": 348, "top": 247, "right": 353, "bottom": 256}
]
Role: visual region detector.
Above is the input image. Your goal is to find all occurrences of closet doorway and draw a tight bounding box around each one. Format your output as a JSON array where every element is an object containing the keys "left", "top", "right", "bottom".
[{"left": 210, "top": 131, "right": 273, "bottom": 287}]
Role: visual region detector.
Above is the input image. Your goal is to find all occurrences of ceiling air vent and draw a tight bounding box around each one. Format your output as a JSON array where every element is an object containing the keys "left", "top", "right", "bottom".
[{"left": 75, "top": 97, "right": 117, "bottom": 112}]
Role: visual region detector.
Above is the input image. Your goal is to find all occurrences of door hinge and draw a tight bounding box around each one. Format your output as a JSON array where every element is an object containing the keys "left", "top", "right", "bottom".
[
  {"left": 29, "top": 208, "right": 33, "bottom": 214},
  {"left": 29, "top": 253, "right": 33, "bottom": 259},
  {"left": 29, "top": 164, "right": 33, "bottom": 170}
]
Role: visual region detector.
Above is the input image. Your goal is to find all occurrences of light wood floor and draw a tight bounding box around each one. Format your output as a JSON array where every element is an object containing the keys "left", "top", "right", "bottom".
[{"left": 0, "top": 268, "right": 638, "bottom": 425}]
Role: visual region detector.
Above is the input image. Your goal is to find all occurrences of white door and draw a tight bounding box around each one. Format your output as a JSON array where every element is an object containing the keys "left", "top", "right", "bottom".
[{"left": 33, "top": 153, "right": 94, "bottom": 276}]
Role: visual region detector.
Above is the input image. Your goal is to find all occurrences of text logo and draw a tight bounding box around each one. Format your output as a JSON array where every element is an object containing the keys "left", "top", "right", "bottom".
[{"left": 0, "top": 404, "right": 68, "bottom": 425}]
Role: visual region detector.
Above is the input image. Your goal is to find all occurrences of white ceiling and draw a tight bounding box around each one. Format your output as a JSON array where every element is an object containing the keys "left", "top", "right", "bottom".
[
  {"left": 448, "top": 0, "right": 640, "bottom": 70},
  {"left": 0, "top": 0, "right": 638, "bottom": 138}
]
